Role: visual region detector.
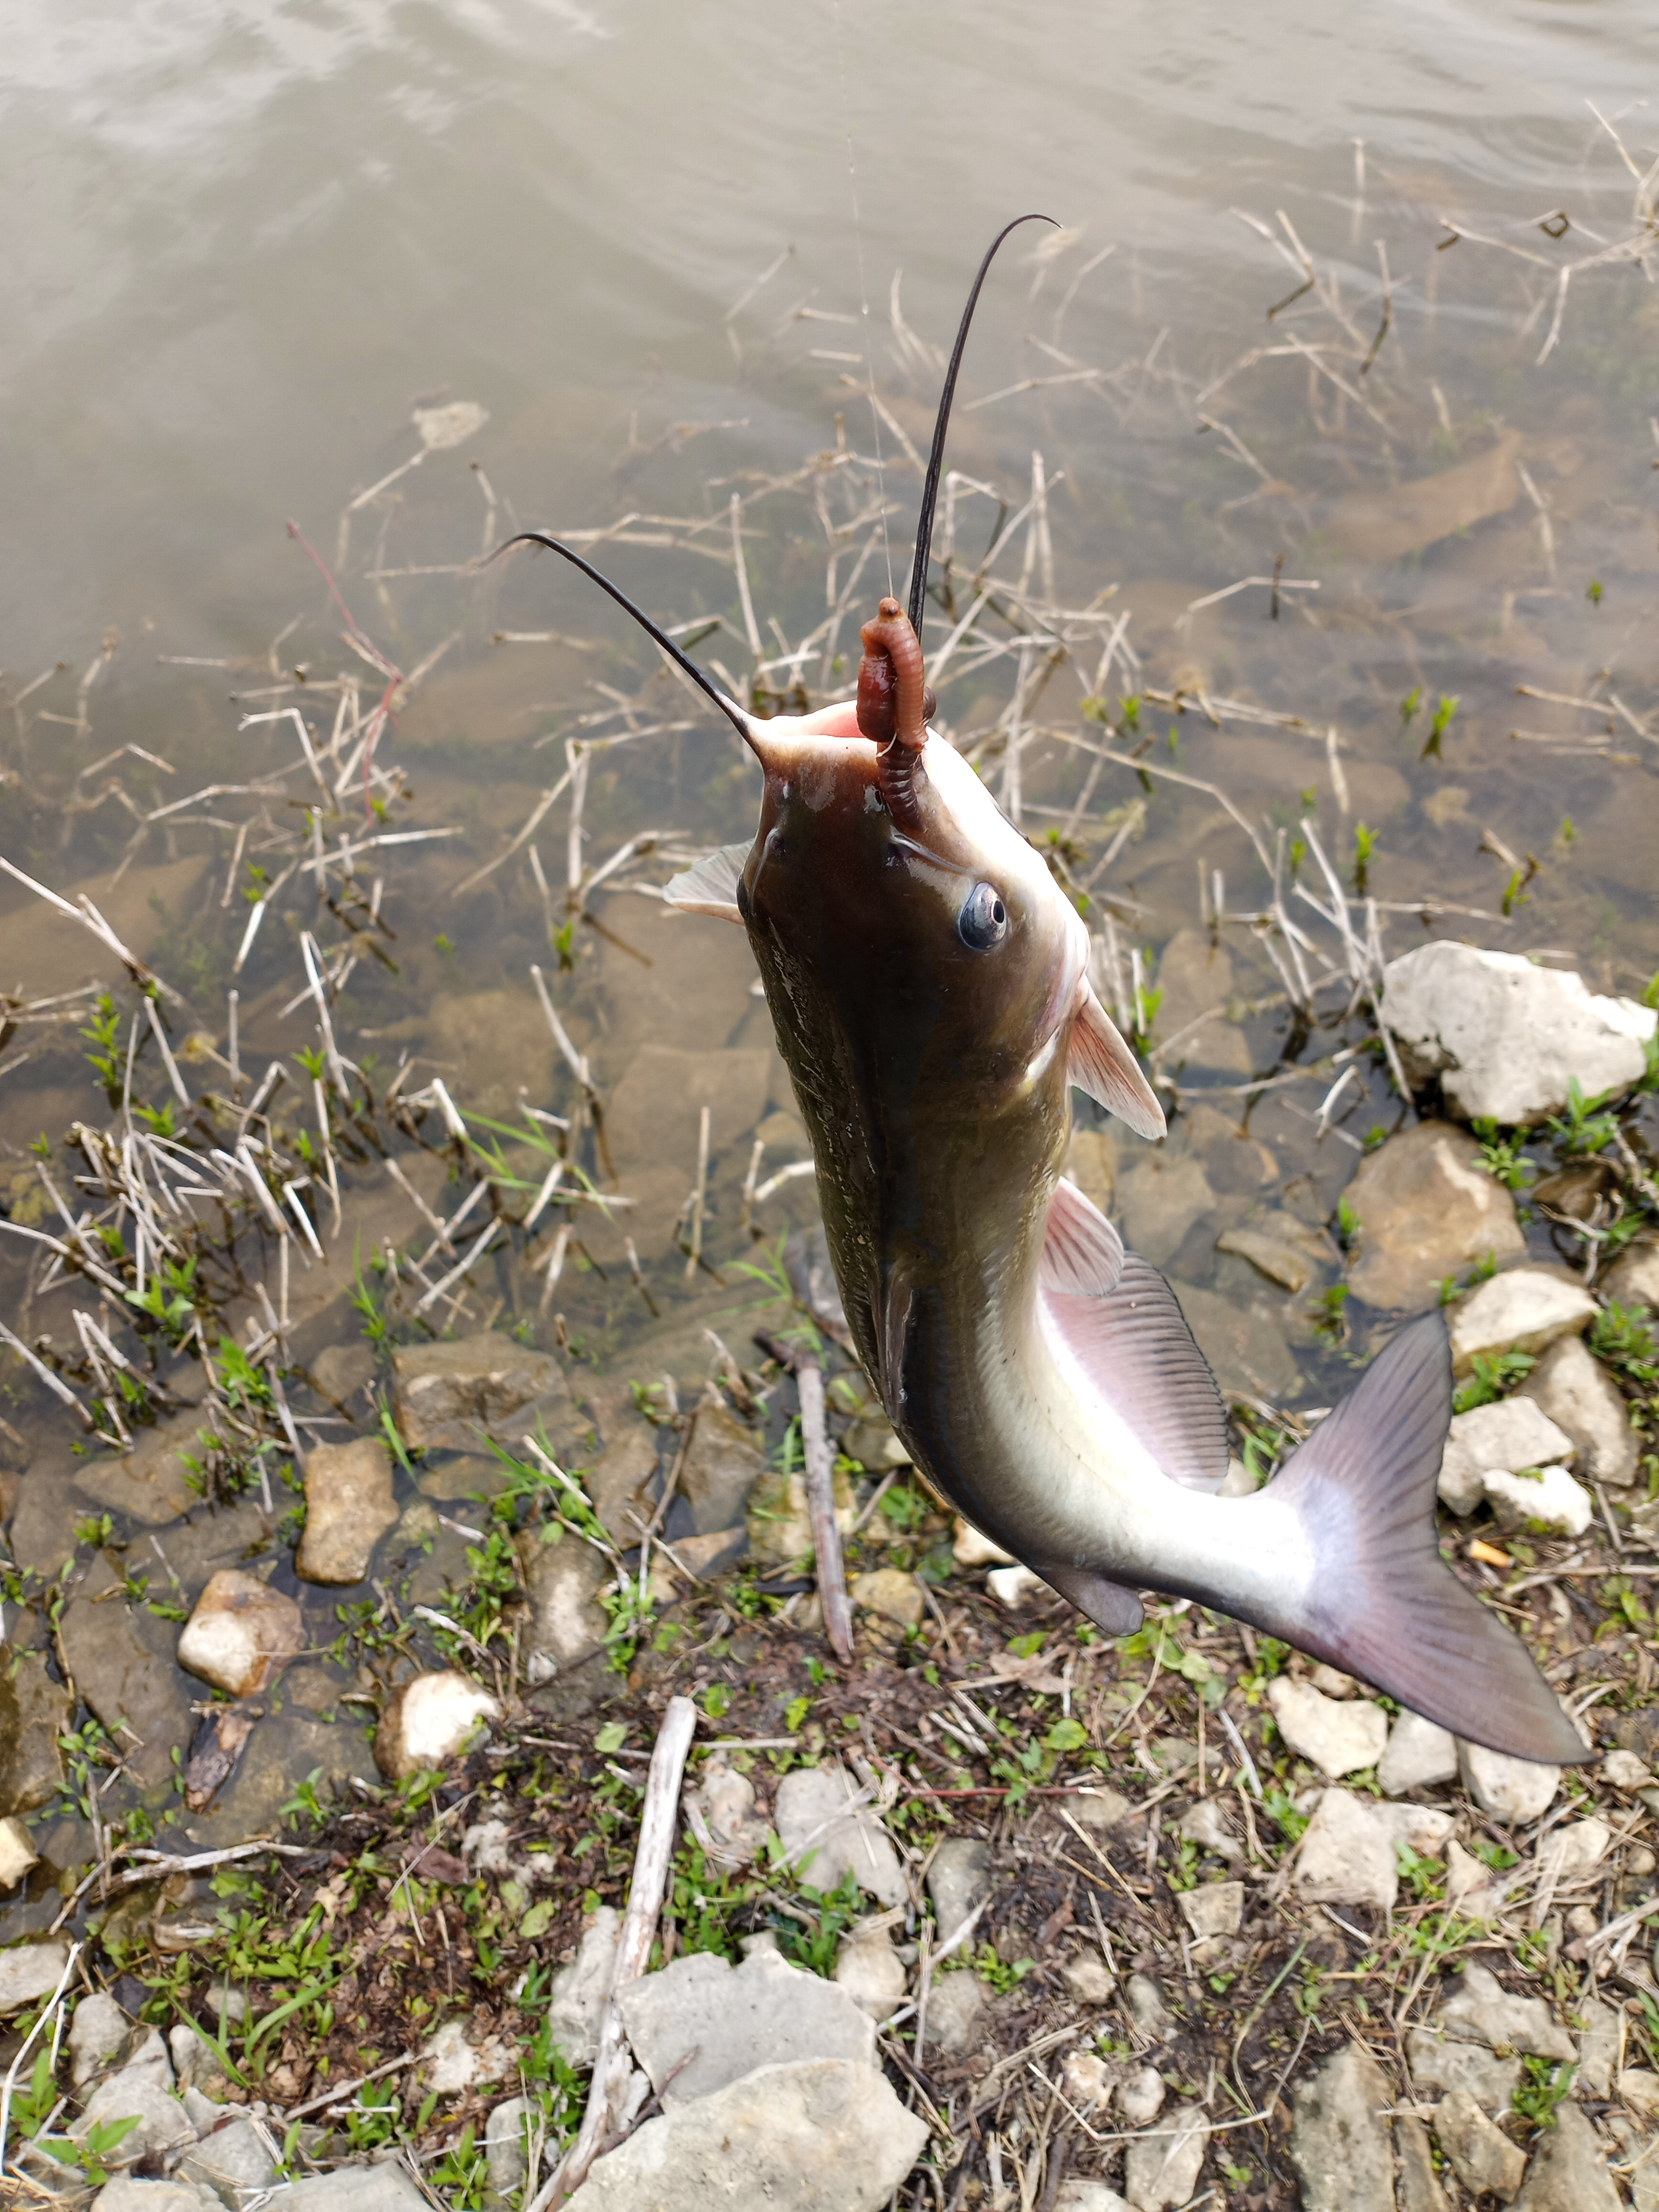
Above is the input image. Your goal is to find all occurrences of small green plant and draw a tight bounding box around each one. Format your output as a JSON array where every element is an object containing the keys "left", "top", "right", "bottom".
[
  {"left": 75, "top": 1512, "right": 115, "bottom": 1549},
  {"left": 1310, "top": 1283, "right": 1350, "bottom": 1347},
  {"left": 1420, "top": 694, "right": 1459, "bottom": 761},
  {"left": 1587, "top": 578, "right": 1603, "bottom": 606},
  {"left": 1118, "top": 694, "right": 1141, "bottom": 733},
  {"left": 1590, "top": 1302, "right": 1658, "bottom": 1396},
  {"left": 279, "top": 1767, "right": 326, "bottom": 1830},
  {"left": 1514, "top": 2056, "right": 1576, "bottom": 2131},
  {"left": 81, "top": 991, "right": 125, "bottom": 1105},
  {"left": 969, "top": 1940, "right": 1034, "bottom": 1996},
  {"left": 213, "top": 1335, "right": 272, "bottom": 1411},
  {"left": 132, "top": 1099, "right": 179, "bottom": 1139},
  {"left": 1454, "top": 1349, "right": 1536, "bottom": 1413},
  {"left": 1335, "top": 1194, "right": 1359, "bottom": 1243},
  {"left": 1399, "top": 687, "right": 1422, "bottom": 732},
  {"left": 1471, "top": 1119, "right": 1536, "bottom": 1190},
  {"left": 349, "top": 1238, "right": 389, "bottom": 1351},
  {"left": 1544, "top": 1076, "right": 1619, "bottom": 1158},
  {"left": 124, "top": 1255, "right": 198, "bottom": 1347},
  {"left": 1352, "top": 822, "right": 1376, "bottom": 894}
]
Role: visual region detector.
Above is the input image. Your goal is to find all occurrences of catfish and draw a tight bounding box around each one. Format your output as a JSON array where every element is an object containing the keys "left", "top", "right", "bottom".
[{"left": 500, "top": 222, "right": 1583, "bottom": 1766}]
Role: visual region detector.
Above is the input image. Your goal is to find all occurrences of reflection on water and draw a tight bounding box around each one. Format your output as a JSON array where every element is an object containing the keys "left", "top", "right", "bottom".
[{"left": 1, "top": 0, "right": 1657, "bottom": 1931}]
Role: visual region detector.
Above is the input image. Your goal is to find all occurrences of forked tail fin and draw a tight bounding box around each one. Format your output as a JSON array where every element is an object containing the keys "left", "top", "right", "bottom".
[{"left": 1268, "top": 1311, "right": 1586, "bottom": 1766}]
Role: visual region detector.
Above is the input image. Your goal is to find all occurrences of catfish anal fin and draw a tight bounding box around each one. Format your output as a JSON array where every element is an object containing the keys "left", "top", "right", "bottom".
[
  {"left": 1068, "top": 982, "right": 1165, "bottom": 1140},
  {"left": 1039, "top": 1176, "right": 1125, "bottom": 1297},
  {"left": 663, "top": 840, "right": 751, "bottom": 923},
  {"left": 1043, "top": 1563, "right": 1144, "bottom": 1638}
]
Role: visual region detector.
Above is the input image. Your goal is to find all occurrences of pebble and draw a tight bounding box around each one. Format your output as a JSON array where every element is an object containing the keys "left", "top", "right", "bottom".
[
  {"left": 1378, "top": 1710, "right": 1460, "bottom": 1794},
  {"left": 517, "top": 1526, "right": 611, "bottom": 1682},
  {"left": 1154, "top": 928, "right": 1253, "bottom": 1074},
  {"left": 1116, "top": 2067, "right": 1166, "bottom": 2127},
  {"left": 1289, "top": 2042, "right": 1395, "bottom": 2212},
  {"left": 1177, "top": 1797, "right": 1243, "bottom": 1861},
  {"left": 774, "top": 1762, "right": 907, "bottom": 1906},
  {"left": 1069, "top": 1787, "right": 1132, "bottom": 1831},
  {"left": 373, "top": 1669, "right": 500, "bottom": 1780},
  {"left": 566, "top": 2056, "right": 928, "bottom": 2212},
  {"left": 547, "top": 1907, "right": 622, "bottom": 2068},
  {"left": 585, "top": 1426, "right": 660, "bottom": 1545},
  {"left": 1434, "top": 1962, "right": 1577, "bottom": 2061},
  {"left": 484, "top": 2094, "right": 530, "bottom": 2200},
  {"left": 1618, "top": 2068, "right": 1659, "bottom": 2117},
  {"left": 952, "top": 1518, "right": 1013, "bottom": 1568},
  {"left": 1062, "top": 2051, "right": 1112, "bottom": 2109},
  {"left": 1267, "top": 1677, "right": 1388, "bottom": 1778},
  {"left": 71, "top": 1408, "right": 205, "bottom": 1527},
  {"left": 1434, "top": 2085, "right": 1526, "bottom": 2201},
  {"left": 1406, "top": 2026, "right": 1521, "bottom": 2112},
  {"left": 1512, "top": 2101, "right": 1623, "bottom": 2211},
  {"left": 1482, "top": 1462, "right": 1595, "bottom": 1539},
  {"left": 1602, "top": 1747, "right": 1654, "bottom": 1790},
  {"left": 59, "top": 1553, "right": 194, "bottom": 1789},
  {"left": 833, "top": 1928, "right": 907, "bottom": 2021},
  {"left": 922, "top": 1969, "right": 984, "bottom": 2054},
  {"left": 1169, "top": 1279, "right": 1300, "bottom": 1401},
  {"left": 1124, "top": 1973, "right": 1173, "bottom": 2043},
  {"left": 239, "top": 2170, "right": 430, "bottom": 2212},
  {"left": 1215, "top": 1219, "right": 1320, "bottom": 1294},
  {"left": 1448, "top": 1268, "right": 1598, "bottom": 1378},
  {"left": 986, "top": 1563, "right": 1046, "bottom": 1606},
  {"left": 1121, "top": 2101, "right": 1205, "bottom": 2212},
  {"left": 746, "top": 1462, "right": 854, "bottom": 1567},
  {"left": 1054, "top": 2186, "right": 1130, "bottom": 2212},
  {"left": 1118, "top": 1154, "right": 1216, "bottom": 1266},
  {"left": 74, "top": 2063, "right": 192, "bottom": 2169},
  {"left": 1604, "top": 1243, "right": 1659, "bottom": 1310},
  {"left": 296, "top": 1437, "right": 398, "bottom": 1585},
  {"left": 618, "top": 1947, "right": 875, "bottom": 2107},
  {"left": 1457, "top": 1741, "right": 1562, "bottom": 1826},
  {"left": 0, "top": 1645, "right": 72, "bottom": 1814},
  {"left": 71, "top": 1992, "right": 131, "bottom": 2086},
  {"left": 419, "top": 2016, "right": 509, "bottom": 2093},
  {"left": 1538, "top": 1816, "right": 1610, "bottom": 1886},
  {"left": 391, "top": 1332, "right": 578, "bottom": 1454},
  {"left": 1437, "top": 1397, "right": 1578, "bottom": 1516},
  {"left": 0, "top": 1815, "right": 37, "bottom": 1888},
  {"left": 1576, "top": 1995, "right": 1621, "bottom": 2097},
  {"left": 849, "top": 1568, "right": 924, "bottom": 1628},
  {"left": 1520, "top": 1335, "right": 1640, "bottom": 1487},
  {"left": 928, "top": 1838, "right": 991, "bottom": 1942},
  {"left": 176, "top": 1568, "right": 303, "bottom": 1697},
  {"left": 1394, "top": 2115, "right": 1444, "bottom": 2212},
  {"left": 677, "top": 1402, "right": 767, "bottom": 1533},
  {"left": 843, "top": 1418, "right": 910, "bottom": 1472},
  {"left": 167, "top": 2023, "right": 222, "bottom": 2095},
  {"left": 1294, "top": 1790, "right": 1404, "bottom": 1912},
  {"left": 1340, "top": 1121, "right": 1525, "bottom": 1311},
  {"left": 1061, "top": 1954, "right": 1117, "bottom": 2007},
  {"left": 1381, "top": 941, "right": 1657, "bottom": 1126},
  {"left": 683, "top": 1755, "right": 769, "bottom": 1872},
  {"left": 91, "top": 2185, "right": 218, "bottom": 2212},
  {"left": 1176, "top": 1880, "right": 1243, "bottom": 1943},
  {"left": 0, "top": 1935, "right": 69, "bottom": 2013},
  {"left": 178, "top": 2110, "right": 276, "bottom": 2201}
]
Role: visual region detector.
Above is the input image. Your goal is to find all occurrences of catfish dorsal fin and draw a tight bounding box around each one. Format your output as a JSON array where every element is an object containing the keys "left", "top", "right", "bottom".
[
  {"left": 1040, "top": 1177, "right": 1125, "bottom": 1297},
  {"left": 663, "top": 841, "right": 751, "bottom": 924},
  {"left": 1068, "top": 982, "right": 1165, "bottom": 1140}
]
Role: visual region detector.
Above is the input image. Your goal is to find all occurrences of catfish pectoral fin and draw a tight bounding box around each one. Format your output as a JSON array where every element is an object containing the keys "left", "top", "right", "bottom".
[
  {"left": 663, "top": 841, "right": 751, "bottom": 922},
  {"left": 1068, "top": 981, "right": 1165, "bottom": 1140},
  {"left": 1268, "top": 1310, "right": 1587, "bottom": 1767},
  {"left": 1041, "top": 1563, "right": 1144, "bottom": 1638}
]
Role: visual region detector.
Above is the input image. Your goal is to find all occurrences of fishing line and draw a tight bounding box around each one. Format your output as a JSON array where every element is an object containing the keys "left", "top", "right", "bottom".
[{"left": 830, "top": 0, "right": 893, "bottom": 599}]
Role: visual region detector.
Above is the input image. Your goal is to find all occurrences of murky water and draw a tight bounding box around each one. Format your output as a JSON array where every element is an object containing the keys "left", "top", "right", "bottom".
[{"left": 2, "top": 2, "right": 1657, "bottom": 1939}]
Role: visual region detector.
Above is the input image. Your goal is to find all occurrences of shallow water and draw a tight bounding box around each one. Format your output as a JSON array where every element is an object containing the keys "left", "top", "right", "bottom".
[{"left": 1, "top": 2, "right": 1657, "bottom": 1933}]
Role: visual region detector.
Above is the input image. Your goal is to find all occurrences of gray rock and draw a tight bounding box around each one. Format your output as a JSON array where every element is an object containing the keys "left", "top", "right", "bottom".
[
  {"left": 1177, "top": 1797, "right": 1243, "bottom": 1861},
  {"left": 73, "top": 1409, "right": 207, "bottom": 1527},
  {"left": 391, "top": 1333, "right": 578, "bottom": 1454},
  {"left": 1216, "top": 1219, "right": 1322, "bottom": 1294},
  {"left": 1604, "top": 1243, "right": 1659, "bottom": 1311},
  {"left": 1171, "top": 1280, "right": 1299, "bottom": 1401},
  {"left": 1118, "top": 1154, "right": 1216, "bottom": 1267},
  {"left": 1448, "top": 1269, "right": 1598, "bottom": 1378},
  {"left": 585, "top": 1427, "right": 661, "bottom": 1546},
  {"left": 178, "top": 2112, "right": 277, "bottom": 2203},
  {"left": 373, "top": 1669, "right": 499, "bottom": 1780},
  {"left": 518, "top": 1527, "right": 611, "bottom": 1683},
  {"left": 1125, "top": 1973, "right": 1173, "bottom": 2043},
  {"left": 1520, "top": 1335, "right": 1640, "bottom": 1487},
  {"left": 168, "top": 2022, "right": 225, "bottom": 2095},
  {"left": 927, "top": 1838, "right": 991, "bottom": 1942},
  {"left": 310, "top": 1340, "right": 376, "bottom": 1404},
  {"left": 0, "top": 1645, "right": 72, "bottom": 1813},
  {"left": 1154, "top": 930, "right": 1253, "bottom": 1074},
  {"left": 1434, "top": 2086, "right": 1526, "bottom": 2200},
  {"left": 296, "top": 1437, "right": 398, "bottom": 1586},
  {"left": 617, "top": 1948, "right": 874, "bottom": 2106},
  {"left": 566, "top": 2056, "right": 927, "bottom": 2212},
  {"left": 1342, "top": 1121, "right": 1526, "bottom": 1311},
  {"left": 0, "top": 1935, "right": 70, "bottom": 2013},
  {"left": 249, "top": 2168, "right": 431, "bottom": 2212},
  {"left": 1434, "top": 1962, "right": 1576, "bottom": 2061},
  {"left": 1294, "top": 1790, "right": 1401, "bottom": 1913},
  {"left": 1512, "top": 2103, "right": 1623, "bottom": 2210},
  {"left": 1576, "top": 1995, "right": 1620, "bottom": 2098},
  {"left": 1379, "top": 1710, "right": 1460, "bottom": 1795},
  {"left": 1122, "top": 2101, "right": 1206, "bottom": 2212},
  {"left": 774, "top": 1761, "right": 906, "bottom": 1906},
  {"left": 677, "top": 1403, "right": 766, "bottom": 1533},
  {"left": 1407, "top": 2026, "right": 1521, "bottom": 2113},
  {"left": 74, "top": 2064, "right": 192, "bottom": 2169},
  {"left": 1483, "top": 1462, "right": 1594, "bottom": 1539},
  {"left": 1457, "top": 1742, "right": 1562, "bottom": 1826},
  {"left": 1069, "top": 1787, "right": 1132, "bottom": 1831},
  {"left": 1393, "top": 2116, "right": 1444, "bottom": 2212},
  {"left": 93, "top": 2182, "right": 219, "bottom": 2212},
  {"left": 1289, "top": 2042, "right": 1394, "bottom": 2212},
  {"left": 923, "top": 1969, "right": 985, "bottom": 2054},
  {"left": 176, "top": 1568, "right": 303, "bottom": 1697},
  {"left": 1267, "top": 1678, "right": 1387, "bottom": 1778},
  {"left": 1116, "top": 2067, "right": 1166, "bottom": 2127},
  {"left": 546, "top": 1906, "right": 621, "bottom": 2068},
  {"left": 59, "top": 1552, "right": 194, "bottom": 1789},
  {"left": 1176, "top": 1881, "right": 1243, "bottom": 1943},
  {"left": 1054, "top": 2184, "right": 1131, "bottom": 2212},
  {"left": 485, "top": 2094, "right": 530, "bottom": 2202},
  {"left": 1608, "top": 2116, "right": 1659, "bottom": 2212},
  {"left": 1438, "top": 1397, "right": 1578, "bottom": 1516},
  {"left": 1382, "top": 941, "right": 1657, "bottom": 1126},
  {"left": 833, "top": 1929, "right": 906, "bottom": 2021},
  {"left": 683, "top": 1755, "right": 769, "bottom": 1872},
  {"left": 71, "top": 1992, "right": 132, "bottom": 2086}
]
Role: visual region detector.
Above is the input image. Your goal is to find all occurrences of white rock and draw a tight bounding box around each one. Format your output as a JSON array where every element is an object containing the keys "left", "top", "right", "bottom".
[
  {"left": 1310, "top": 1663, "right": 1358, "bottom": 1698},
  {"left": 167, "top": 2022, "right": 223, "bottom": 2095},
  {"left": 928, "top": 1838, "right": 992, "bottom": 1939},
  {"left": 616, "top": 1948, "right": 875, "bottom": 2107},
  {"left": 1482, "top": 1462, "right": 1595, "bottom": 1538},
  {"left": 774, "top": 1761, "right": 906, "bottom": 1906},
  {"left": 1294, "top": 1790, "right": 1402, "bottom": 1912},
  {"left": 228, "top": 2169, "right": 429, "bottom": 2211},
  {"left": 421, "top": 2018, "right": 482, "bottom": 2094},
  {"left": 833, "top": 1929, "right": 907, "bottom": 2021},
  {"left": 1289, "top": 2042, "right": 1395, "bottom": 2212},
  {"left": 1062, "top": 2051, "right": 1114, "bottom": 2110},
  {"left": 1457, "top": 1740, "right": 1561, "bottom": 1825},
  {"left": 1176, "top": 1881, "right": 1243, "bottom": 1943},
  {"left": 71, "top": 1993, "right": 132, "bottom": 2087},
  {"left": 1520, "top": 1334, "right": 1640, "bottom": 1487},
  {"left": 684, "top": 1755, "right": 769, "bottom": 1872},
  {"left": 176, "top": 1569, "right": 303, "bottom": 1698},
  {"left": 1125, "top": 1974, "right": 1174, "bottom": 2042},
  {"left": 1443, "top": 1838, "right": 1501, "bottom": 1915},
  {"left": 1603, "top": 1748, "right": 1656, "bottom": 1790},
  {"left": 566, "top": 2056, "right": 928, "bottom": 2212},
  {"left": 0, "top": 1815, "right": 38, "bottom": 1889},
  {"left": 1605, "top": 1244, "right": 1659, "bottom": 1310},
  {"left": 0, "top": 1936, "right": 70, "bottom": 2013},
  {"left": 986, "top": 1563, "right": 1045, "bottom": 1606},
  {"left": 1371, "top": 1803, "right": 1456, "bottom": 1857},
  {"left": 1177, "top": 1797, "right": 1243, "bottom": 1861},
  {"left": 1115, "top": 2066, "right": 1166, "bottom": 2127},
  {"left": 1576, "top": 1995, "right": 1621, "bottom": 2097},
  {"left": 1435, "top": 1961, "right": 1576, "bottom": 2061},
  {"left": 373, "top": 1670, "right": 500, "bottom": 1781},
  {"left": 1267, "top": 1677, "right": 1388, "bottom": 1778},
  {"left": 1620, "top": 2068, "right": 1659, "bottom": 2116},
  {"left": 1437, "top": 1397, "right": 1578, "bottom": 1515},
  {"left": 177, "top": 2111, "right": 276, "bottom": 2201},
  {"left": 1055, "top": 2186, "right": 1131, "bottom": 2212},
  {"left": 1379, "top": 1711, "right": 1460, "bottom": 1795},
  {"left": 952, "top": 1517, "right": 1014, "bottom": 1568},
  {"left": 1060, "top": 1953, "right": 1116, "bottom": 2006},
  {"left": 1538, "top": 1816, "right": 1610, "bottom": 1885},
  {"left": 1448, "top": 1268, "right": 1598, "bottom": 1378},
  {"left": 92, "top": 2184, "right": 219, "bottom": 2212},
  {"left": 1406, "top": 2025, "right": 1521, "bottom": 2113},
  {"left": 546, "top": 1908, "right": 622, "bottom": 2068},
  {"left": 922, "top": 1970, "right": 984, "bottom": 2054},
  {"left": 1121, "top": 2102, "right": 1206, "bottom": 2212},
  {"left": 74, "top": 2066, "right": 192, "bottom": 2169},
  {"left": 1381, "top": 941, "right": 1657, "bottom": 1125},
  {"left": 485, "top": 2094, "right": 530, "bottom": 2203},
  {"left": 1435, "top": 2084, "right": 1527, "bottom": 2200}
]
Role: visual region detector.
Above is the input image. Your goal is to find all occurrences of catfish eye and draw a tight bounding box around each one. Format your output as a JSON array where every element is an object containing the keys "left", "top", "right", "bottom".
[{"left": 958, "top": 881, "right": 1009, "bottom": 951}]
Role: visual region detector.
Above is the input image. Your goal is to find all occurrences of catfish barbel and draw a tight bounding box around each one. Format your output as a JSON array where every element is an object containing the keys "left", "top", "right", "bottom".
[{"left": 498, "top": 220, "right": 1582, "bottom": 1765}]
